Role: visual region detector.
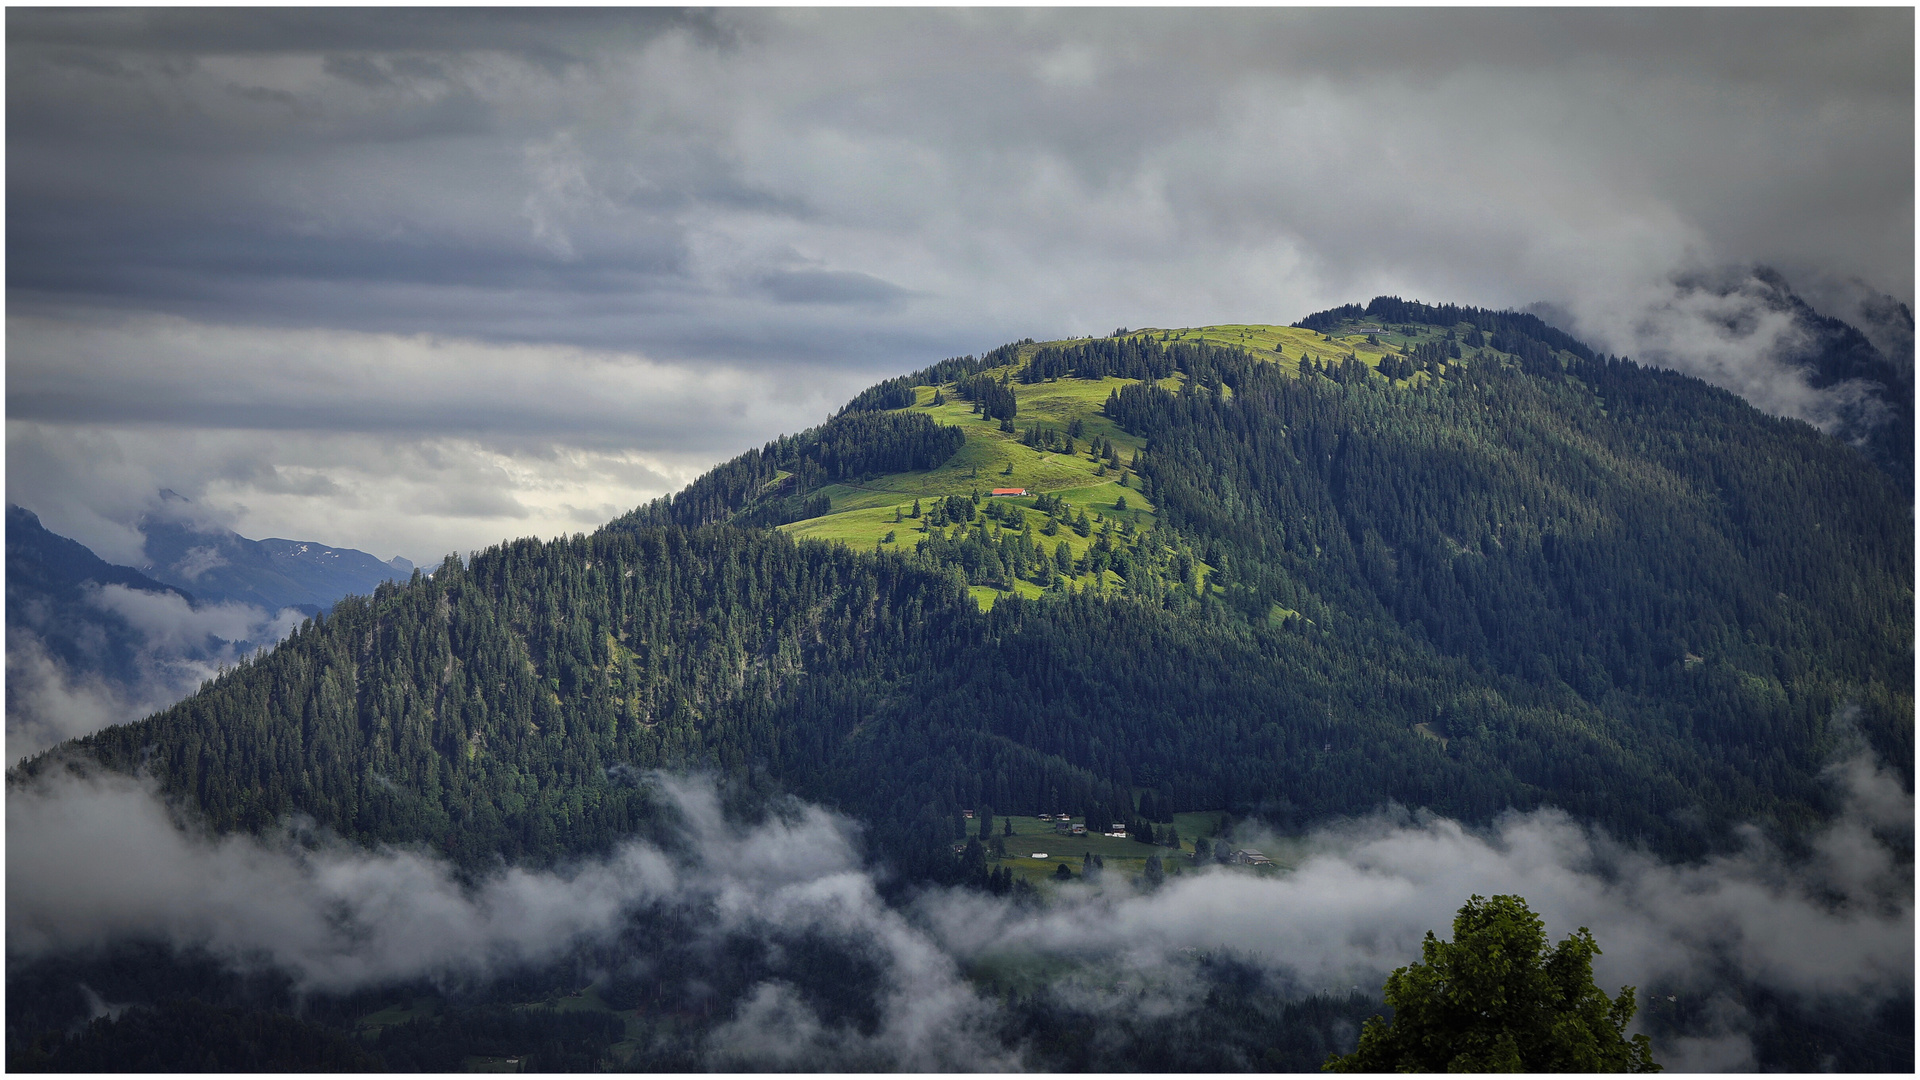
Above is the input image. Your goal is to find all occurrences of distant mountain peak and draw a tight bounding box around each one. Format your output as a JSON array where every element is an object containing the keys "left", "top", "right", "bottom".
[{"left": 132, "top": 519, "right": 411, "bottom": 615}]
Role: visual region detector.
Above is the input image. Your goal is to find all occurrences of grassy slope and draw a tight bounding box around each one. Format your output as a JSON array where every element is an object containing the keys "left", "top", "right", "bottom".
[{"left": 780, "top": 322, "right": 1459, "bottom": 607}]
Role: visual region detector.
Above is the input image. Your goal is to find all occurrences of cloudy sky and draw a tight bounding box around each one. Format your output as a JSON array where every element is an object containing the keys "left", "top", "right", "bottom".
[{"left": 8, "top": 8, "right": 1912, "bottom": 566}]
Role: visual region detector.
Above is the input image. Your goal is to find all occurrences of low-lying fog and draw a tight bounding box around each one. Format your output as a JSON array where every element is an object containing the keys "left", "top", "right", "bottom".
[{"left": 10, "top": 750, "right": 1910, "bottom": 1071}]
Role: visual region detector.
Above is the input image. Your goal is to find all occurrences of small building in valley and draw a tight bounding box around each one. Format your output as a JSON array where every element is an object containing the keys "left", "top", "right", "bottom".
[{"left": 990, "top": 488, "right": 1028, "bottom": 497}]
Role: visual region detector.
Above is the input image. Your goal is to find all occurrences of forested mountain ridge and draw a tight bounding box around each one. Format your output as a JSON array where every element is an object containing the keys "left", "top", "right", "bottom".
[{"left": 19, "top": 302, "right": 1911, "bottom": 883}]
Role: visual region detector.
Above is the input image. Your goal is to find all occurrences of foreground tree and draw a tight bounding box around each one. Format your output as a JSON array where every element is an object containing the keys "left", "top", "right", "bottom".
[{"left": 1325, "top": 895, "right": 1659, "bottom": 1073}]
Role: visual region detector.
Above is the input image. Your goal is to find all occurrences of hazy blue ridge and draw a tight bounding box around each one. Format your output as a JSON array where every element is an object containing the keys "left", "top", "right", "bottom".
[{"left": 136, "top": 516, "right": 413, "bottom": 616}]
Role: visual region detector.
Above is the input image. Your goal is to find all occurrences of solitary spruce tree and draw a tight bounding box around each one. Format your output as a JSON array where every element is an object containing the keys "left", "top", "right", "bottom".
[{"left": 1325, "top": 894, "right": 1659, "bottom": 1073}]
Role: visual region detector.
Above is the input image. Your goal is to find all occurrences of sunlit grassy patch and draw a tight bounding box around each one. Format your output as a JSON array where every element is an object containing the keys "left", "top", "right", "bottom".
[{"left": 776, "top": 324, "right": 1431, "bottom": 602}]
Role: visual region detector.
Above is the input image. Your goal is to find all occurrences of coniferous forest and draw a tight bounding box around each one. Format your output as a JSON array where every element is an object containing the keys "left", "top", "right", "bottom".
[{"left": 10, "top": 300, "right": 1912, "bottom": 1071}]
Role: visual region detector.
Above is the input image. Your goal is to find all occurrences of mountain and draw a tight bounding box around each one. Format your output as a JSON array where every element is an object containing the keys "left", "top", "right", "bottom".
[
  {"left": 29, "top": 309, "right": 1909, "bottom": 865},
  {"left": 134, "top": 502, "right": 414, "bottom": 615},
  {"left": 8, "top": 503, "right": 192, "bottom": 609},
  {"left": 11, "top": 304, "right": 1911, "bottom": 1070}
]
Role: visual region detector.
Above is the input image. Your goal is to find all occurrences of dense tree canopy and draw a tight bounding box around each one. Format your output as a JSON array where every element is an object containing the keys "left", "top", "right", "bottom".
[{"left": 1325, "top": 894, "right": 1660, "bottom": 1073}]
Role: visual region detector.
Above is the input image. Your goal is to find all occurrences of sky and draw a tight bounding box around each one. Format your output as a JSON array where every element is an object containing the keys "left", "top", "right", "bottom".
[{"left": 7, "top": 8, "right": 1913, "bottom": 567}]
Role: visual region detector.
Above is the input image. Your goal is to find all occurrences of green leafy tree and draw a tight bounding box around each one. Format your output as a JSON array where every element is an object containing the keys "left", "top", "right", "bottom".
[{"left": 1325, "top": 895, "right": 1659, "bottom": 1073}]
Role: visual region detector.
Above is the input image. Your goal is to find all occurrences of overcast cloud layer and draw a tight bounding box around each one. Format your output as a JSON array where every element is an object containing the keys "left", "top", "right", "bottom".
[
  {"left": 7, "top": 8, "right": 1913, "bottom": 563},
  {"left": 11, "top": 759, "right": 1910, "bottom": 1071}
]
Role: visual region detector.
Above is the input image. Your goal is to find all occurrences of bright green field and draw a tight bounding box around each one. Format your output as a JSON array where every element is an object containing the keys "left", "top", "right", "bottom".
[{"left": 780, "top": 323, "right": 1444, "bottom": 606}]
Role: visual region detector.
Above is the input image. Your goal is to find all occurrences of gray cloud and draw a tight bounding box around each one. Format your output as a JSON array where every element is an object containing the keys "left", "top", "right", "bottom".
[
  {"left": 757, "top": 268, "right": 914, "bottom": 307},
  {"left": 7, "top": 8, "right": 719, "bottom": 63},
  {"left": 8, "top": 766, "right": 679, "bottom": 989},
  {"left": 5, "top": 585, "right": 305, "bottom": 764},
  {"left": 87, "top": 584, "right": 303, "bottom": 658},
  {"left": 7, "top": 8, "right": 1909, "bottom": 562},
  {"left": 5, "top": 636, "right": 155, "bottom": 764},
  {"left": 4, "top": 312, "right": 818, "bottom": 444},
  {"left": 12, "top": 10, "right": 1907, "bottom": 339},
  {"left": 5, "top": 312, "right": 855, "bottom": 563},
  {"left": 9, "top": 757, "right": 1909, "bottom": 1071},
  {"left": 6, "top": 769, "right": 1016, "bottom": 1069},
  {"left": 1547, "top": 266, "right": 1911, "bottom": 453}
]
